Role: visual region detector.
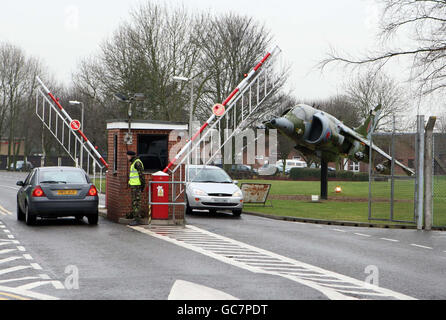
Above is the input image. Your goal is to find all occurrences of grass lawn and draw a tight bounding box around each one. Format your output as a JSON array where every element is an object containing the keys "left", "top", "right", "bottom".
[
  {"left": 239, "top": 179, "right": 446, "bottom": 227},
  {"left": 93, "top": 176, "right": 446, "bottom": 227}
]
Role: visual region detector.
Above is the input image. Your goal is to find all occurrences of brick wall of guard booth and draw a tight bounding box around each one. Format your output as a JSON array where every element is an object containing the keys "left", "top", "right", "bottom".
[{"left": 106, "top": 121, "right": 188, "bottom": 225}]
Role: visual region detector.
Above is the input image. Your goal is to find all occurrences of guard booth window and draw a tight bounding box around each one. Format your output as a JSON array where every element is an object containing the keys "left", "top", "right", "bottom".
[{"left": 137, "top": 134, "right": 168, "bottom": 173}]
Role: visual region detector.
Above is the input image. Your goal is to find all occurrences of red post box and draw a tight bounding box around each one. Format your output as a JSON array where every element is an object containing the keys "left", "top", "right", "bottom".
[{"left": 151, "top": 171, "right": 169, "bottom": 219}]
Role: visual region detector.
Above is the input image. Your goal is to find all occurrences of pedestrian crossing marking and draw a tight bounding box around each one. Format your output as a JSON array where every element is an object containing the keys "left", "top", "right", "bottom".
[
  {"left": 131, "top": 225, "right": 416, "bottom": 300},
  {"left": 0, "top": 205, "right": 12, "bottom": 216},
  {"left": 0, "top": 220, "right": 63, "bottom": 300}
]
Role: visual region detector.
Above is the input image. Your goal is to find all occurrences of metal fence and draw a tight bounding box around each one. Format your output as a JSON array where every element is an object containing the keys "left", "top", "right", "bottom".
[
  {"left": 368, "top": 117, "right": 421, "bottom": 225},
  {"left": 432, "top": 133, "right": 446, "bottom": 227}
]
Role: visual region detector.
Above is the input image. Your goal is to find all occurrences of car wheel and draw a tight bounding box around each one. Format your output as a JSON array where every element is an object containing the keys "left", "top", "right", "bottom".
[
  {"left": 87, "top": 212, "right": 98, "bottom": 225},
  {"left": 25, "top": 204, "right": 36, "bottom": 226},
  {"left": 232, "top": 209, "right": 242, "bottom": 217},
  {"left": 17, "top": 199, "right": 25, "bottom": 221}
]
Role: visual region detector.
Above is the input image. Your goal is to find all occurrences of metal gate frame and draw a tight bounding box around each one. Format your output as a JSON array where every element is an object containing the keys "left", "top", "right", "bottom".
[{"left": 368, "top": 116, "right": 422, "bottom": 225}]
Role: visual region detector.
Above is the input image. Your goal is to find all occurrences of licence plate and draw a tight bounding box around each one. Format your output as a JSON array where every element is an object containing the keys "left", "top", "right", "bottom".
[
  {"left": 214, "top": 198, "right": 229, "bottom": 202},
  {"left": 57, "top": 190, "right": 77, "bottom": 195}
]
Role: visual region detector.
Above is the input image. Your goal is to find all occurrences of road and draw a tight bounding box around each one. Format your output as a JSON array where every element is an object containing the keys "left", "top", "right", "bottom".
[{"left": 0, "top": 171, "right": 445, "bottom": 300}]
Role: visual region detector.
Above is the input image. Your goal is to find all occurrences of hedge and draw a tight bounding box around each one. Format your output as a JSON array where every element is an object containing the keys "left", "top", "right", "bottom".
[{"left": 289, "top": 167, "right": 369, "bottom": 181}]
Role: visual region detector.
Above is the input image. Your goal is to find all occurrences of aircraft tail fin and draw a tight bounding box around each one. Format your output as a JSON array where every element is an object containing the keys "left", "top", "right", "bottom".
[{"left": 355, "top": 104, "right": 382, "bottom": 138}]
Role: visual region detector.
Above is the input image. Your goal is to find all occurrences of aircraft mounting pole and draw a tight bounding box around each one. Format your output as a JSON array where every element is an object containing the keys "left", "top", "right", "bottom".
[{"left": 321, "top": 159, "right": 328, "bottom": 200}]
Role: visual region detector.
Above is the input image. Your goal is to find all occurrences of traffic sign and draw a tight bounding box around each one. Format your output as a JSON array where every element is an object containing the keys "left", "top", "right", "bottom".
[
  {"left": 212, "top": 104, "right": 225, "bottom": 116},
  {"left": 70, "top": 120, "right": 81, "bottom": 131}
]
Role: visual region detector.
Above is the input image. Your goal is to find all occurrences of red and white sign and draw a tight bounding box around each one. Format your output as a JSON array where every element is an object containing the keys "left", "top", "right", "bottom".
[
  {"left": 212, "top": 104, "right": 225, "bottom": 116},
  {"left": 70, "top": 120, "right": 81, "bottom": 131}
]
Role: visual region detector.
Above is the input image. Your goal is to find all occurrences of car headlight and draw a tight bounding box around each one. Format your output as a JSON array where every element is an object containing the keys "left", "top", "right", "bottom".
[
  {"left": 232, "top": 190, "right": 242, "bottom": 197},
  {"left": 192, "top": 188, "right": 208, "bottom": 196}
]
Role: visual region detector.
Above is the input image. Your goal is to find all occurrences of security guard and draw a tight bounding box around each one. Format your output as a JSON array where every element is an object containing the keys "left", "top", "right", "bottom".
[{"left": 126, "top": 151, "right": 146, "bottom": 226}]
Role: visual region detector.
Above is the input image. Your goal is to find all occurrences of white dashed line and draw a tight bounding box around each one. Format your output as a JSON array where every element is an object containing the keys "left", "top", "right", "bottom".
[
  {"left": 7, "top": 235, "right": 14, "bottom": 239},
  {"left": 23, "top": 254, "right": 33, "bottom": 260},
  {"left": 16, "top": 246, "right": 25, "bottom": 252},
  {"left": 411, "top": 244, "right": 432, "bottom": 250},
  {"left": 354, "top": 233, "right": 371, "bottom": 237},
  {"left": 380, "top": 238, "right": 399, "bottom": 242},
  {"left": 332, "top": 229, "right": 346, "bottom": 233}
]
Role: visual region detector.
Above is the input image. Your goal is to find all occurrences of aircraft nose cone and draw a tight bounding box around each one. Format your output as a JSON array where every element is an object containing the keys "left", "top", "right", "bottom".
[{"left": 269, "top": 117, "right": 294, "bottom": 134}]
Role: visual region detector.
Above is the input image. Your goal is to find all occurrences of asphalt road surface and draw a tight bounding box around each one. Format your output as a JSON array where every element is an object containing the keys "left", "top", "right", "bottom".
[{"left": 0, "top": 171, "right": 445, "bottom": 300}]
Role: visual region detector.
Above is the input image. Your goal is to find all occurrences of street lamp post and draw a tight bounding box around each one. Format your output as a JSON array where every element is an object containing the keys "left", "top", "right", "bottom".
[
  {"left": 69, "top": 100, "right": 85, "bottom": 168},
  {"left": 114, "top": 93, "right": 146, "bottom": 145}
]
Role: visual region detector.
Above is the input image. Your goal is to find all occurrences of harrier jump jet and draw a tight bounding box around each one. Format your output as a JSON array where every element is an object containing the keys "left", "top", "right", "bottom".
[{"left": 265, "top": 104, "right": 414, "bottom": 176}]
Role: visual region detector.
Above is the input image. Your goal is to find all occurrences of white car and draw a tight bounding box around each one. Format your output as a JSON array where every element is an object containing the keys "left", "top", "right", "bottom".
[
  {"left": 9, "top": 161, "right": 34, "bottom": 171},
  {"left": 186, "top": 165, "right": 243, "bottom": 216},
  {"left": 257, "top": 163, "right": 278, "bottom": 176},
  {"left": 276, "top": 159, "right": 307, "bottom": 174}
]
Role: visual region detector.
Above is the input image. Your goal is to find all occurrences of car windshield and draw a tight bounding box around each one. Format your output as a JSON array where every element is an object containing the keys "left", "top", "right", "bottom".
[
  {"left": 188, "top": 167, "right": 232, "bottom": 183},
  {"left": 39, "top": 169, "right": 87, "bottom": 184}
]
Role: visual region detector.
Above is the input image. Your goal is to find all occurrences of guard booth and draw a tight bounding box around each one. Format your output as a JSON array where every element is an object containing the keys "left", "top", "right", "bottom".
[{"left": 106, "top": 120, "right": 188, "bottom": 225}]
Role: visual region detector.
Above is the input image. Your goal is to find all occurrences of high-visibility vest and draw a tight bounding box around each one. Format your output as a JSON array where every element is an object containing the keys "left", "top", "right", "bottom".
[{"left": 129, "top": 159, "right": 144, "bottom": 186}]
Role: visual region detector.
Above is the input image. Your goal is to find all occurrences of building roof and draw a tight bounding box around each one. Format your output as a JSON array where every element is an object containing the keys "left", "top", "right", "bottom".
[{"left": 106, "top": 119, "right": 188, "bottom": 130}]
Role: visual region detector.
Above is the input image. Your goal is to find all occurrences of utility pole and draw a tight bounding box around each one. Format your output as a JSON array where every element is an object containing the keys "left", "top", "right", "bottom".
[
  {"left": 424, "top": 116, "right": 436, "bottom": 231},
  {"left": 416, "top": 115, "right": 425, "bottom": 230}
]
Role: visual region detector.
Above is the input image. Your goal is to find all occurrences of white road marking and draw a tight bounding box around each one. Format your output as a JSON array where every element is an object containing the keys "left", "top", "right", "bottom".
[
  {"left": 0, "top": 256, "right": 22, "bottom": 264},
  {"left": 0, "top": 284, "right": 59, "bottom": 300},
  {"left": 0, "top": 205, "right": 12, "bottom": 215},
  {"left": 132, "top": 225, "right": 416, "bottom": 300},
  {"left": 0, "top": 222, "right": 63, "bottom": 299},
  {"left": 354, "top": 233, "right": 371, "bottom": 237},
  {"left": 0, "top": 239, "right": 19, "bottom": 245},
  {"left": 17, "top": 280, "right": 65, "bottom": 291},
  {"left": 0, "top": 276, "right": 42, "bottom": 284},
  {"left": 31, "top": 263, "right": 42, "bottom": 270},
  {"left": 332, "top": 229, "right": 346, "bottom": 233},
  {"left": 411, "top": 244, "right": 433, "bottom": 250},
  {"left": 168, "top": 280, "right": 238, "bottom": 300},
  {"left": 380, "top": 238, "right": 399, "bottom": 242},
  {"left": 0, "top": 265, "right": 32, "bottom": 275},
  {"left": 0, "top": 249, "right": 17, "bottom": 255}
]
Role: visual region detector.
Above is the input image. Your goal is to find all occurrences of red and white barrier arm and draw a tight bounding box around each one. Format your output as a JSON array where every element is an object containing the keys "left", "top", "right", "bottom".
[
  {"left": 162, "top": 46, "right": 279, "bottom": 173},
  {"left": 36, "top": 76, "right": 109, "bottom": 169}
]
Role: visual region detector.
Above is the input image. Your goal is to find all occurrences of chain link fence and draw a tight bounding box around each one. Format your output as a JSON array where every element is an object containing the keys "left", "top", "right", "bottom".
[
  {"left": 432, "top": 133, "right": 446, "bottom": 227},
  {"left": 368, "top": 130, "right": 418, "bottom": 224}
]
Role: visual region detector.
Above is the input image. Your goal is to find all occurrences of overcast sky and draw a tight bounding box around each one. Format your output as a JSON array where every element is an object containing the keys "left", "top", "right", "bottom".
[{"left": 2, "top": 0, "right": 425, "bottom": 107}]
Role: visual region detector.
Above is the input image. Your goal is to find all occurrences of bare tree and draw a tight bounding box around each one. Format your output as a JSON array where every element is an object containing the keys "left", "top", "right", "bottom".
[
  {"left": 0, "top": 42, "right": 46, "bottom": 169},
  {"left": 73, "top": 2, "right": 202, "bottom": 123},
  {"left": 320, "top": 0, "right": 446, "bottom": 96},
  {"left": 344, "top": 69, "right": 408, "bottom": 131}
]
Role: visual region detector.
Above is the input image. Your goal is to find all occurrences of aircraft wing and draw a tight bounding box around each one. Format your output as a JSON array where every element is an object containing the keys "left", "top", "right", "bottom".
[{"left": 340, "top": 124, "right": 415, "bottom": 176}]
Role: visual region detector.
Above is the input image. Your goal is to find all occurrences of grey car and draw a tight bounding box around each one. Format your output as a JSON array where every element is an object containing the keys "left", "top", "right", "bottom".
[
  {"left": 16, "top": 166, "right": 99, "bottom": 225},
  {"left": 186, "top": 165, "right": 243, "bottom": 216}
]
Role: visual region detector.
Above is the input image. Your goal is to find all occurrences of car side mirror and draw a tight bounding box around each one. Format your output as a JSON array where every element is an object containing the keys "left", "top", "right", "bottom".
[
  {"left": 16, "top": 181, "right": 24, "bottom": 186},
  {"left": 233, "top": 180, "right": 238, "bottom": 185}
]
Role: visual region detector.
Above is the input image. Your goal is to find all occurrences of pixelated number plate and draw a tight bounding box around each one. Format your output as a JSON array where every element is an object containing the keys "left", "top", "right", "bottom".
[{"left": 57, "top": 190, "right": 77, "bottom": 195}]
